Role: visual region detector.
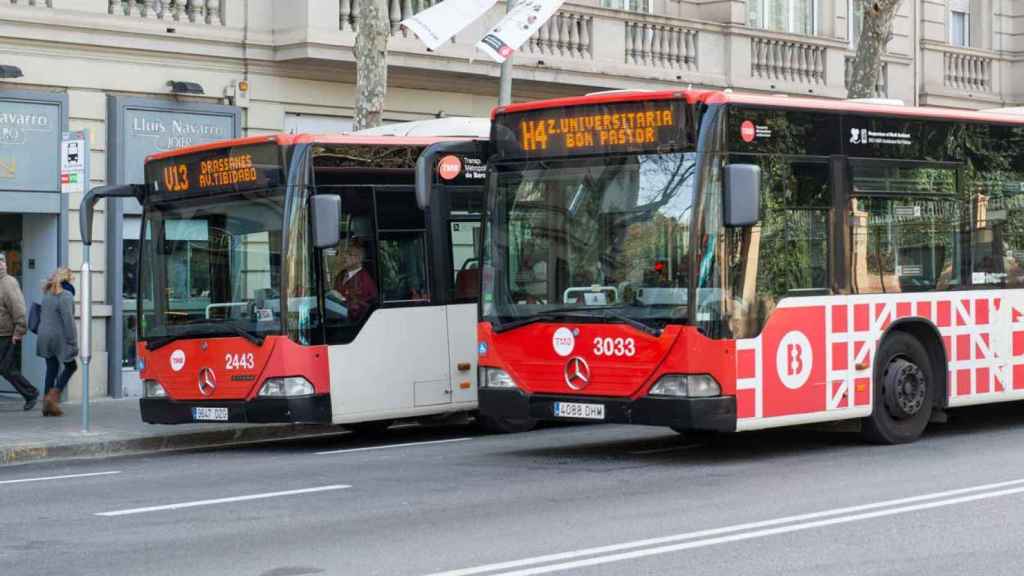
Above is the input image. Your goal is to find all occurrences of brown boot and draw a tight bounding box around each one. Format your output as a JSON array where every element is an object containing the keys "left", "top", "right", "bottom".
[{"left": 43, "top": 389, "right": 62, "bottom": 417}]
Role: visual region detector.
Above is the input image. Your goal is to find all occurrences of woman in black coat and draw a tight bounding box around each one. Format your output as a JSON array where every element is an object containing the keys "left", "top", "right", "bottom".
[{"left": 36, "top": 267, "right": 77, "bottom": 417}]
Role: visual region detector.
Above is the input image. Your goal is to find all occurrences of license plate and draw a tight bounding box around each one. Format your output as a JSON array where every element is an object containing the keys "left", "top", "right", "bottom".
[
  {"left": 553, "top": 401, "right": 605, "bottom": 420},
  {"left": 192, "top": 407, "right": 229, "bottom": 421}
]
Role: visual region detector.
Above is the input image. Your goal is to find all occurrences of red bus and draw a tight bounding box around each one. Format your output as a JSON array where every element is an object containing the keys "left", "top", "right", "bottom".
[
  {"left": 477, "top": 89, "right": 1024, "bottom": 443},
  {"left": 84, "top": 127, "right": 516, "bottom": 431}
]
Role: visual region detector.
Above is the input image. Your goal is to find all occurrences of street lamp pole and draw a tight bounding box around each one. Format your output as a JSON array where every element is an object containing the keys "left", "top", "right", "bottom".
[{"left": 498, "top": 0, "right": 514, "bottom": 105}]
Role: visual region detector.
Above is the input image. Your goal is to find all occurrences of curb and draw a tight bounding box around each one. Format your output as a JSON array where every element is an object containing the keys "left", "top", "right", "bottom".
[{"left": 0, "top": 424, "right": 347, "bottom": 466}]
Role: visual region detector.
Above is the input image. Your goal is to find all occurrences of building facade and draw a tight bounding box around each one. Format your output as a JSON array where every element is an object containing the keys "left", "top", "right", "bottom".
[{"left": 0, "top": 0, "right": 1020, "bottom": 400}]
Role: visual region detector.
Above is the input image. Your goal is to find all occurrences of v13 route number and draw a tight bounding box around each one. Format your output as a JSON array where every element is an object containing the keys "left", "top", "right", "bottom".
[
  {"left": 225, "top": 353, "right": 255, "bottom": 371},
  {"left": 593, "top": 337, "right": 636, "bottom": 357}
]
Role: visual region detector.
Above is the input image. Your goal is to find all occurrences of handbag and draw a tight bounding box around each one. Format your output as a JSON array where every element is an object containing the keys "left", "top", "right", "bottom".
[{"left": 28, "top": 302, "right": 41, "bottom": 334}]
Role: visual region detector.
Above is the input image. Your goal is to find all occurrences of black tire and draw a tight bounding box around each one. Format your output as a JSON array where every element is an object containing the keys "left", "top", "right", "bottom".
[
  {"left": 476, "top": 413, "right": 537, "bottom": 434},
  {"left": 861, "top": 332, "right": 935, "bottom": 444},
  {"left": 346, "top": 420, "right": 393, "bottom": 435},
  {"left": 669, "top": 427, "right": 720, "bottom": 444}
]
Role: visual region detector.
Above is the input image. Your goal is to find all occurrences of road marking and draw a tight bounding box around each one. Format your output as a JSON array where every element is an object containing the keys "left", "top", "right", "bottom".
[
  {"left": 95, "top": 485, "right": 350, "bottom": 517},
  {"left": 316, "top": 437, "right": 472, "bottom": 455},
  {"left": 423, "top": 476, "right": 1024, "bottom": 576},
  {"left": 0, "top": 471, "right": 121, "bottom": 485}
]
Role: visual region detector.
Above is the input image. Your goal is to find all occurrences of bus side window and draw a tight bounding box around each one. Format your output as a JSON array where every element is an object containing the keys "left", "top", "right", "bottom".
[
  {"left": 375, "top": 189, "right": 430, "bottom": 305},
  {"left": 848, "top": 162, "right": 961, "bottom": 294},
  {"left": 964, "top": 124, "right": 1024, "bottom": 289},
  {"left": 451, "top": 220, "right": 481, "bottom": 302}
]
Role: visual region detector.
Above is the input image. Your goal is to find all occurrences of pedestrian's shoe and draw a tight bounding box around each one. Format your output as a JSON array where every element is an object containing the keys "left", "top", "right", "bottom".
[
  {"left": 23, "top": 394, "right": 38, "bottom": 412},
  {"left": 43, "top": 389, "right": 63, "bottom": 417}
]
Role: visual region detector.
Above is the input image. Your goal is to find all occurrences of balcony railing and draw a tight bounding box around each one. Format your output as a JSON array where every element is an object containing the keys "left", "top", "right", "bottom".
[
  {"left": 625, "top": 21, "right": 697, "bottom": 70},
  {"left": 340, "top": 0, "right": 440, "bottom": 34},
  {"left": 526, "top": 11, "right": 593, "bottom": 60},
  {"left": 109, "top": 0, "right": 224, "bottom": 25},
  {"left": 750, "top": 36, "right": 826, "bottom": 86},
  {"left": 943, "top": 49, "right": 992, "bottom": 93}
]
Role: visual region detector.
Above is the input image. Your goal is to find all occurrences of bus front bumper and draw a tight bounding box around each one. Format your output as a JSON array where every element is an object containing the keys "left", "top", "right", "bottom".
[
  {"left": 140, "top": 395, "right": 332, "bottom": 424},
  {"left": 479, "top": 389, "right": 736, "bottom": 432}
]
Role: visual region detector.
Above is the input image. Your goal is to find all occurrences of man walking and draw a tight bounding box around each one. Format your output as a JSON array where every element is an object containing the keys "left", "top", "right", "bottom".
[{"left": 0, "top": 252, "right": 39, "bottom": 410}]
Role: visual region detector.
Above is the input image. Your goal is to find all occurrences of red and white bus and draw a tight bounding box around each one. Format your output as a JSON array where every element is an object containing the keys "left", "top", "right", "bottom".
[
  {"left": 84, "top": 126, "right": 526, "bottom": 431},
  {"left": 477, "top": 89, "right": 1024, "bottom": 443}
]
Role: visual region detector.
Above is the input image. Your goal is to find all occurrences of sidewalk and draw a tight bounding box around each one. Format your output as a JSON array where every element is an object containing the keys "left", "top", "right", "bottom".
[{"left": 0, "top": 395, "right": 344, "bottom": 466}]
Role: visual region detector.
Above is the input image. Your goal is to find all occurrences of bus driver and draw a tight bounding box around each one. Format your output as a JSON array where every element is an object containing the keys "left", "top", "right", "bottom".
[{"left": 330, "top": 240, "right": 378, "bottom": 323}]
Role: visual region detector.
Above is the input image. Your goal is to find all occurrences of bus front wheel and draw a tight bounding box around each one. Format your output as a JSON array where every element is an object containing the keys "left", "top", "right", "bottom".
[{"left": 862, "top": 332, "right": 934, "bottom": 445}]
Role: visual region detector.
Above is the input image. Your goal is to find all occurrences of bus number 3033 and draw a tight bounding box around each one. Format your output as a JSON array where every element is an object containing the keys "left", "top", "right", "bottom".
[
  {"left": 593, "top": 337, "right": 635, "bottom": 357},
  {"left": 225, "top": 353, "right": 256, "bottom": 371}
]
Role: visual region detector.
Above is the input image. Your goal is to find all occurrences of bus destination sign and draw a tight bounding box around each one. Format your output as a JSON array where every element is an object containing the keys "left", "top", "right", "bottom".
[
  {"left": 495, "top": 99, "right": 691, "bottom": 159},
  {"left": 148, "top": 143, "right": 284, "bottom": 196}
]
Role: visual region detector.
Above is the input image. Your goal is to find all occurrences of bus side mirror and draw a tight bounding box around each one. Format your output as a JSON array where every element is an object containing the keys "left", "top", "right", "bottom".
[
  {"left": 723, "top": 164, "right": 761, "bottom": 227},
  {"left": 310, "top": 195, "right": 340, "bottom": 249}
]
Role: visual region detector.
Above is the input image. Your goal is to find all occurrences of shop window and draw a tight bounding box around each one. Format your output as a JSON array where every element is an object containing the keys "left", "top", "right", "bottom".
[{"left": 122, "top": 217, "right": 141, "bottom": 368}]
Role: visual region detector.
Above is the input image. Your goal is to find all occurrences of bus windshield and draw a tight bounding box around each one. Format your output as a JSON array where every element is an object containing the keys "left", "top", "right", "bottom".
[
  {"left": 139, "top": 189, "right": 285, "bottom": 345},
  {"left": 486, "top": 153, "right": 696, "bottom": 329}
]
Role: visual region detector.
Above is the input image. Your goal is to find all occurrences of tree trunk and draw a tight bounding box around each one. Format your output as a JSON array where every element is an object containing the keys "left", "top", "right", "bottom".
[
  {"left": 353, "top": 0, "right": 390, "bottom": 131},
  {"left": 847, "top": 0, "right": 902, "bottom": 99}
]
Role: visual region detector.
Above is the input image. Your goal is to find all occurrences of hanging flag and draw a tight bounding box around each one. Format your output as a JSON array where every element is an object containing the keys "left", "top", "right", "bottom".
[
  {"left": 402, "top": 0, "right": 498, "bottom": 51},
  {"left": 476, "top": 0, "right": 565, "bottom": 63}
]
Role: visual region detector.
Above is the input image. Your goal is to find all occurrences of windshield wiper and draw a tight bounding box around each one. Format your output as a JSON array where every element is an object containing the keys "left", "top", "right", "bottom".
[
  {"left": 489, "top": 306, "right": 662, "bottom": 336},
  {"left": 595, "top": 308, "right": 663, "bottom": 337},
  {"left": 146, "top": 321, "right": 266, "bottom": 351}
]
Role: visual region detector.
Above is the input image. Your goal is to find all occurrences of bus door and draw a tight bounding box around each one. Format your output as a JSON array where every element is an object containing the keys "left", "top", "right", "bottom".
[
  {"left": 421, "top": 143, "right": 489, "bottom": 406},
  {"left": 316, "top": 178, "right": 451, "bottom": 419}
]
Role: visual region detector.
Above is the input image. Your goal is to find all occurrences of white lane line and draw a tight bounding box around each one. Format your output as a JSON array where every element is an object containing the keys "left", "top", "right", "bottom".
[
  {"left": 316, "top": 437, "right": 472, "bottom": 455},
  {"left": 489, "top": 483, "right": 1024, "bottom": 576},
  {"left": 95, "top": 484, "right": 350, "bottom": 517},
  {"left": 0, "top": 471, "right": 121, "bottom": 485},
  {"left": 423, "top": 476, "right": 1024, "bottom": 576}
]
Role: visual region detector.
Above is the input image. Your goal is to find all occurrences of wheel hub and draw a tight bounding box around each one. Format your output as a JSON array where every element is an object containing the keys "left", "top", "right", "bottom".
[{"left": 883, "top": 358, "right": 927, "bottom": 419}]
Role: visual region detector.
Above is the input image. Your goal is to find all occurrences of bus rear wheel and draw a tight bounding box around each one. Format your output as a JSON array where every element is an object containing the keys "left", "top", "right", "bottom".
[{"left": 861, "top": 332, "right": 934, "bottom": 445}]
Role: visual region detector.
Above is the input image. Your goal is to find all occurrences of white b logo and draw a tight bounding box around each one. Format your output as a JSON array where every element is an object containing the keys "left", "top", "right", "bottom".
[
  {"left": 776, "top": 331, "right": 812, "bottom": 390},
  {"left": 552, "top": 327, "right": 575, "bottom": 357},
  {"left": 170, "top": 349, "right": 186, "bottom": 372}
]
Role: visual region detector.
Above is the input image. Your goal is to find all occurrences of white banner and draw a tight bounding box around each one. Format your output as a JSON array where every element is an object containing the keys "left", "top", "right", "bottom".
[
  {"left": 476, "top": 0, "right": 565, "bottom": 63},
  {"left": 401, "top": 0, "right": 498, "bottom": 51}
]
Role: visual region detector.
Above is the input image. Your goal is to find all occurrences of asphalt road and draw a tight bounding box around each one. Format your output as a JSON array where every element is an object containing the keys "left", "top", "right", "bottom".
[{"left": 3, "top": 403, "right": 1024, "bottom": 576}]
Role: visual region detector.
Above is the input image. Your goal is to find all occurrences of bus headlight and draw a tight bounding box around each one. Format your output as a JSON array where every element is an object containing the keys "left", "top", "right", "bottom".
[
  {"left": 259, "top": 377, "right": 315, "bottom": 397},
  {"left": 648, "top": 374, "right": 720, "bottom": 398},
  {"left": 144, "top": 380, "right": 167, "bottom": 398},
  {"left": 479, "top": 367, "right": 519, "bottom": 389}
]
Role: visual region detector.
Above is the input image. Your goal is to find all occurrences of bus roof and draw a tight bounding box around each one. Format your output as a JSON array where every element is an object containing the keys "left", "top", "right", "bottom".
[
  {"left": 145, "top": 133, "right": 474, "bottom": 163},
  {"left": 493, "top": 89, "right": 1024, "bottom": 127}
]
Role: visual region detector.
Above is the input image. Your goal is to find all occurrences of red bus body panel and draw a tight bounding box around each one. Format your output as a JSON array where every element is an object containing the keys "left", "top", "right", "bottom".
[
  {"left": 138, "top": 336, "right": 329, "bottom": 401},
  {"left": 479, "top": 323, "right": 735, "bottom": 399}
]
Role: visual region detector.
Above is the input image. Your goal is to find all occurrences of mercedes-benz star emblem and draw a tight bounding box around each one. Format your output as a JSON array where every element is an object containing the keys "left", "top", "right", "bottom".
[
  {"left": 564, "top": 356, "right": 591, "bottom": 390},
  {"left": 198, "top": 368, "right": 217, "bottom": 396}
]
